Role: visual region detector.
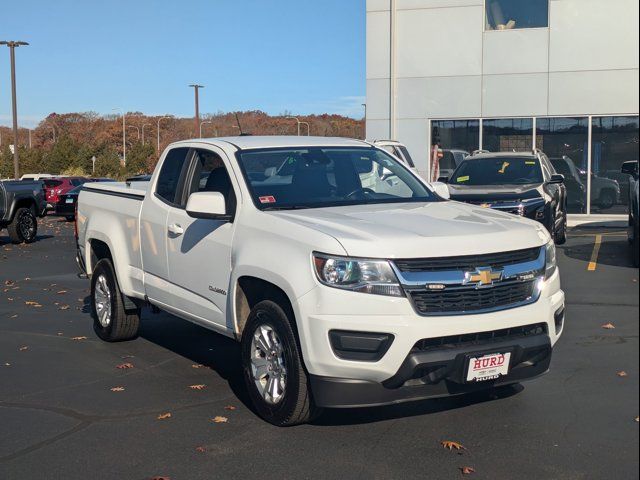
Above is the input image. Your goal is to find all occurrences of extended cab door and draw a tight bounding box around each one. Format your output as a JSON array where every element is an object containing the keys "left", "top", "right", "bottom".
[
  {"left": 164, "top": 147, "right": 238, "bottom": 331},
  {"left": 140, "top": 147, "right": 192, "bottom": 302}
]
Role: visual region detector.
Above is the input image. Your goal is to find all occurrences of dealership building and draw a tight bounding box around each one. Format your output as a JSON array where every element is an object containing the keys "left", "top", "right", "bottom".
[{"left": 365, "top": 0, "right": 639, "bottom": 216}]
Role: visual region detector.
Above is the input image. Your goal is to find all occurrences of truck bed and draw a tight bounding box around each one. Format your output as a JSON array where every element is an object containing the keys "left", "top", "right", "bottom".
[{"left": 77, "top": 181, "right": 150, "bottom": 299}]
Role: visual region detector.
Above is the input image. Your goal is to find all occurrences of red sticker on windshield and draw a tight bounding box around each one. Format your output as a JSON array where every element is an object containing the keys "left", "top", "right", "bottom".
[{"left": 259, "top": 195, "right": 276, "bottom": 204}]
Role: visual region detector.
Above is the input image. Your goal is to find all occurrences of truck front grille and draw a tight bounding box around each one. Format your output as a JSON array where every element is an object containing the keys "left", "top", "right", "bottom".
[
  {"left": 407, "top": 280, "right": 537, "bottom": 316},
  {"left": 413, "top": 322, "right": 548, "bottom": 352},
  {"left": 394, "top": 247, "right": 541, "bottom": 273}
]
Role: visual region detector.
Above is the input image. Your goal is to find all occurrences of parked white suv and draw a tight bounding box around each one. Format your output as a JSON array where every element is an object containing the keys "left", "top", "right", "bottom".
[{"left": 76, "top": 136, "right": 565, "bottom": 426}]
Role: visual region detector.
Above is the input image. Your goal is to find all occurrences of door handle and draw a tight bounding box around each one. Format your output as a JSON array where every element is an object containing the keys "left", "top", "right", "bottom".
[{"left": 168, "top": 223, "right": 184, "bottom": 236}]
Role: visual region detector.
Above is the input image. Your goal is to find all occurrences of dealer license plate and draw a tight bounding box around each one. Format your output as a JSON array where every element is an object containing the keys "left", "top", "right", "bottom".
[
  {"left": 466, "top": 352, "right": 511, "bottom": 382},
  {"left": 66, "top": 198, "right": 74, "bottom": 204}
]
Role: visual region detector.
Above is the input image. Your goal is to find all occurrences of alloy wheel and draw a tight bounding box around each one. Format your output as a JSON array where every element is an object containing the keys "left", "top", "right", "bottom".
[
  {"left": 250, "top": 322, "right": 287, "bottom": 405},
  {"left": 94, "top": 274, "right": 112, "bottom": 328}
]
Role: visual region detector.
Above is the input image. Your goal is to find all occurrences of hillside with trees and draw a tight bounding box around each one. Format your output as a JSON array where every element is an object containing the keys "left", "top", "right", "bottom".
[{"left": 0, "top": 111, "right": 364, "bottom": 179}]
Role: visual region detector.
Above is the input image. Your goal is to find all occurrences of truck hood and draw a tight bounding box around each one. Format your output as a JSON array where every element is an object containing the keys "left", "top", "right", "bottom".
[{"left": 272, "top": 201, "right": 549, "bottom": 258}]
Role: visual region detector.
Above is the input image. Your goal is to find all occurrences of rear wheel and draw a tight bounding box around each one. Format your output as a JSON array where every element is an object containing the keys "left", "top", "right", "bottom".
[
  {"left": 7, "top": 207, "right": 37, "bottom": 244},
  {"left": 91, "top": 258, "right": 140, "bottom": 342},
  {"left": 241, "top": 300, "right": 320, "bottom": 426},
  {"left": 598, "top": 190, "right": 616, "bottom": 210}
]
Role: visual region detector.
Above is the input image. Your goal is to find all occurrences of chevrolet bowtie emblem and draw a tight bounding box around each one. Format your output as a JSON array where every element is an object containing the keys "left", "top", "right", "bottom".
[{"left": 465, "top": 267, "right": 503, "bottom": 287}]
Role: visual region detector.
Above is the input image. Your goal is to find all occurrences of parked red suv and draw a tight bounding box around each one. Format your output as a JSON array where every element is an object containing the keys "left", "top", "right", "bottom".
[{"left": 43, "top": 177, "right": 88, "bottom": 209}]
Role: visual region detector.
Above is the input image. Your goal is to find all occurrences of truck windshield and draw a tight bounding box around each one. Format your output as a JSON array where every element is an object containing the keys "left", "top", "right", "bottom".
[
  {"left": 237, "top": 147, "right": 435, "bottom": 210},
  {"left": 450, "top": 157, "right": 544, "bottom": 186}
]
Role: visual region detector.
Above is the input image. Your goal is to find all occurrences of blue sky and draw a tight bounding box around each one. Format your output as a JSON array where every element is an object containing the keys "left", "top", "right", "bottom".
[{"left": 0, "top": 0, "right": 365, "bottom": 128}]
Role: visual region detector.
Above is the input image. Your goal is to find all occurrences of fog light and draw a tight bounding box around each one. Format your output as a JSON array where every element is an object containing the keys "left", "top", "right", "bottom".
[{"left": 329, "top": 330, "right": 394, "bottom": 362}]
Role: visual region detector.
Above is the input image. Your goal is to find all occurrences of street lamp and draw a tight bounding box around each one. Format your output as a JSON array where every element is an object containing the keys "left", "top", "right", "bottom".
[
  {"left": 141, "top": 123, "right": 151, "bottom": 145},
  {"left": 286, "top": 116, "right": 302, "bottom": 136},
  {"left": 300, "top": 121, "right": 310, "bottom": 136},
  {"left": 199, "top": 120, "right": 217, "bottom": 138},
  {"left": 0, "top": 40, "right": 29, "bottom": 179},
  {"left": 112, "top": 108, "right": 126, "bottom": 165},
  {"left": 189, "top": 84, "right": 204, "bottom": 137},
  {"left": 157, "top": 115, "right": 172, "bottom": 153}
]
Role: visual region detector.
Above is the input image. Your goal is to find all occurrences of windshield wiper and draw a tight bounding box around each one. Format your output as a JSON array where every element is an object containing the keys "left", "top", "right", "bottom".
[{"left": 262, "top": 205, "right": 313, "bottom": 211}]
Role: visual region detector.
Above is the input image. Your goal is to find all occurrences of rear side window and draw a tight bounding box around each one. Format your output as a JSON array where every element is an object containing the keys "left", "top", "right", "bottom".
[
  {"left": 156, "top": 148, "right": 190, "bottom": 204},
  {"left": 44, "top": 180, "right": 63, "bottom": 188}
]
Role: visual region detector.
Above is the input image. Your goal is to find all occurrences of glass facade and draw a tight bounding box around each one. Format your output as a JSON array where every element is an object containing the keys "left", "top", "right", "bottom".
[
  {"left": 485, "top": 0, "right": 549, "bottom": 30},
  {"left": 482, "top": 118, "right": 533, "bottom": 152},
  {"left": 537, "top": 117, "right": 589, "bottom": 214},
  {"left": 430, "top": 120, "right": 479, "bottom": 181},
  {"left": 590, "top": 116, "right": 640, "bottom": 214},
  {"left": 430, "top": 115, "right": 640, "bottom": 215}
]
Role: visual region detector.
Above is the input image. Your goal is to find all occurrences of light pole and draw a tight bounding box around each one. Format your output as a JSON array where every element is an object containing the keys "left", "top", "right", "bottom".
[
  {"left": 127, "top": 125, "right": 140, "bottom": 141},
  {"left": 157, "top": 115, "right": 172, "bottom": 153},
  {"left": 286, "top": 116, "right": 302, "bottom": 136},
  {"left": 300, "top": 121, "right": 310, "bottom": 136},
  {"left": 27, "top": 128, "right": 31, "bottom": 148},
  {"left": 1, "top": 40, "right": 29, "bottom": 179},
  {"left": 112, "top": 108, "right": 126, "bottom": 165},
  {"left": 189, "top": 84, "right": 204, "bottom": 137},
  {"left": 91, "top": 155, "right": 96, "bottom": 175},
  {"left": 141, "top": 123, "right": 151, "bottom": 145}
]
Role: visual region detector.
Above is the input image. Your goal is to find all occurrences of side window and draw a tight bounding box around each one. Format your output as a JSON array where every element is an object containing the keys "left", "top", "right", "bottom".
[
  {"left": 156, "top": 147, "right": 190, "bottom": 204},
  {"left": 188, "top": 149, "right": 237, "bottom": 216}
]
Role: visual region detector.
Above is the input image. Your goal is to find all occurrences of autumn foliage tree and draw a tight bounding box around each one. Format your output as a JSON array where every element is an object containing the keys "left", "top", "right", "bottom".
[{"left": 0, "top": 111, "right": 364, "bottom": 179}]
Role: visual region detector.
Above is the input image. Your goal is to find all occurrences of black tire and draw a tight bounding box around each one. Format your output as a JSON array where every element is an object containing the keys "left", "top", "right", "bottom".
[
  {"left": 7, "top": 207, "right": 37, "bottom": 244},
  {"left": 554, "top": 211, "right": 567, "bottom": 245},
  {"left": 241, "top": 300, "right": 321, "bottom": 426},
  {"left": 633, "top": 223, "right": 639, "bottom": 268},
  {"left": 598, "top": 190, "right": 616, "bottom": 210},
  {"left": 91, "top": 258, "right": 140, "bottom": 342}
]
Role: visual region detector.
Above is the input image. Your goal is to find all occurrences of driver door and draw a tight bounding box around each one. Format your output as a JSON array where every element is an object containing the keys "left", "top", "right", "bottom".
[{"left": 165, "top": 147, "right": 238, "bottom": 332}]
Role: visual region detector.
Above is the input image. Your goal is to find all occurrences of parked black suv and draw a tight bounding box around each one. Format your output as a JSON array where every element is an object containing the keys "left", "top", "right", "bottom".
[
  {"left": 440, "top": 150, "right": 568, "bottom": 244},
  {"left": 0, "top": 180, "right": 47, "bottom": 244}
]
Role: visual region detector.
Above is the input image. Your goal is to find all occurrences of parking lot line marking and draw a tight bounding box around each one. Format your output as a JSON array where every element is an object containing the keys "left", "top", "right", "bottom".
[{"left": 588, "top": 235, "right": 603, "bottom": 271}]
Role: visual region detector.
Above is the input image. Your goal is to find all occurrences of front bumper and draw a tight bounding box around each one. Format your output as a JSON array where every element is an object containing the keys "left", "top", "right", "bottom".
[
  {"left": 310, "top": 328, "right": 551, "bottom": 408},
  {"left": 295, "top": 269, "right": 564, "bottom": 408}
]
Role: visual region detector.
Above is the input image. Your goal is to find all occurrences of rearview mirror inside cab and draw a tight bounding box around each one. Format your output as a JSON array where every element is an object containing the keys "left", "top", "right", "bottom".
[{"left": 186, "top": 191, "right": 230, "bottom": 221}]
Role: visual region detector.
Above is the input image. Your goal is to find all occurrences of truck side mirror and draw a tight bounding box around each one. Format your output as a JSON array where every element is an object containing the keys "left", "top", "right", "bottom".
[
  {"left": 437, "top": 176, "right": 449, "bottom": 183},
  {"left": 621, "top": 162, "right": 639, "bottom": 179},
  {"left": 549, "top": 174, "right": 565, "bottom": 184},
  {"left": 186, "top": 192, "right": 231, "bottom": 221},
  {"left": 430, "top": 182, "right": 450, "bottom": 200}
]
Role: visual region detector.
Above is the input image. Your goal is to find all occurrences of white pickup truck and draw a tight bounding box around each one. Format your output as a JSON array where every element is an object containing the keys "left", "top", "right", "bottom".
[{"left": 76, "top": 136, "right": 565, "bottom": 426}]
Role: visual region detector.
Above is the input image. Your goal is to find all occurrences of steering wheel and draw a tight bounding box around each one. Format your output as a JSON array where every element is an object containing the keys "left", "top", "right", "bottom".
[{"left": 345, "top": 187, "right": 375, "bottom": 199}]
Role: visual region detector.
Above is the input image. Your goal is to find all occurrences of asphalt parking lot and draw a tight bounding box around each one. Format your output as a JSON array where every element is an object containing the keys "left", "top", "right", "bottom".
[{"left": 1, "top": 218, "right": 638, "bottom": 480}]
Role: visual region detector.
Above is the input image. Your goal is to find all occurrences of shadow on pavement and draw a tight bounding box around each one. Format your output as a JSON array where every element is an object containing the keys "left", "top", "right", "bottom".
[{"left": 561, "top": 234, "right": 634, "bottom": 269}]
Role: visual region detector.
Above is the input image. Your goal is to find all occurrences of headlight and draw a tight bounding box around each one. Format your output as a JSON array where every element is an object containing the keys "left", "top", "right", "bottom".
[
  {"left": 313, "top": 253, "right": 404, "bottom": 297},
  {"left": 545, "top": 240, "right": 557, "bottom": 280}
]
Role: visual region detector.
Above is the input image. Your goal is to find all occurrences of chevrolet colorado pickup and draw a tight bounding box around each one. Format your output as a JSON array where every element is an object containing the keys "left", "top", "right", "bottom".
[
  {"left": 1, "top": 179, "right": 47, "bottom": 243},
  {"left": 76, "top": 136, "right": 565, "bottom": 426}
]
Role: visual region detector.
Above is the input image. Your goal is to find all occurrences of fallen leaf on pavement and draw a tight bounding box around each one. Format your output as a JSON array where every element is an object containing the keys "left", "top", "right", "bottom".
[
  {"left": 18, "top": 346, "right": 28, "bottom": 351},
  {"left": 57, "top": 290, "right": 68, "bottom": 294},
  {"left": 191, "top": 364, "right": 204, "bottom": 369},
  {"left": 59, "top": 305, "right": 70, "bottom": 311},
  {"left": 224, "top": 405, "right": 237, "bottom": 411},
  {"left": 601, "top": 323, "right": 616, "bottom": 330},
  {"left": 189, "top": 384, "right": 206, "bottom": 390},
  {"left": 460, "top": 466, "right": 476, "bottom": 475},
  {"left": 195, "top": 446, "right": 206, "bottom": 453},
  {"left": 635, "top": 417, "right": 639, "bottom": 423},
  {"left": 157, "top": 413, "right": 172, "bottom": 420},
  {"left": 441, "top": 441, "right": 466, "bottom": 451},
  {"left": 110, "top": 387, "right": 125, "bottom": 392},
  {"left": 71, "top": 336, "right": 87, "bottom": 341},
  {"left": 116, "top": 363, "right": 134, "bottom": 369},
  {"left": 212, "top": 416, "right": 228, "bottom": 423},
  {"left": 617, "top": 371, "right": 628, "bottom": 377},
  {"left": 25, "top": 301, "right": 42, "bottom": 308}
]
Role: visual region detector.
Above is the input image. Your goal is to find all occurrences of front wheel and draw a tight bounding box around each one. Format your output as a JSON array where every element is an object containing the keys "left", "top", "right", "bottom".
[
  {"left": 91, "top": 259, "right": 140, "bottom": 342},
  {"left": 598, "top": 190, "right": 616, "bottom": 210},
  {"left": 241, "top": 300, "right": 320, "bottom": 426},
  {"left": 7, "top": 207, "right": 37, "bottom": 244},
  {"left": 554, "top": 211, "right": 567, "bottom": 245}
]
